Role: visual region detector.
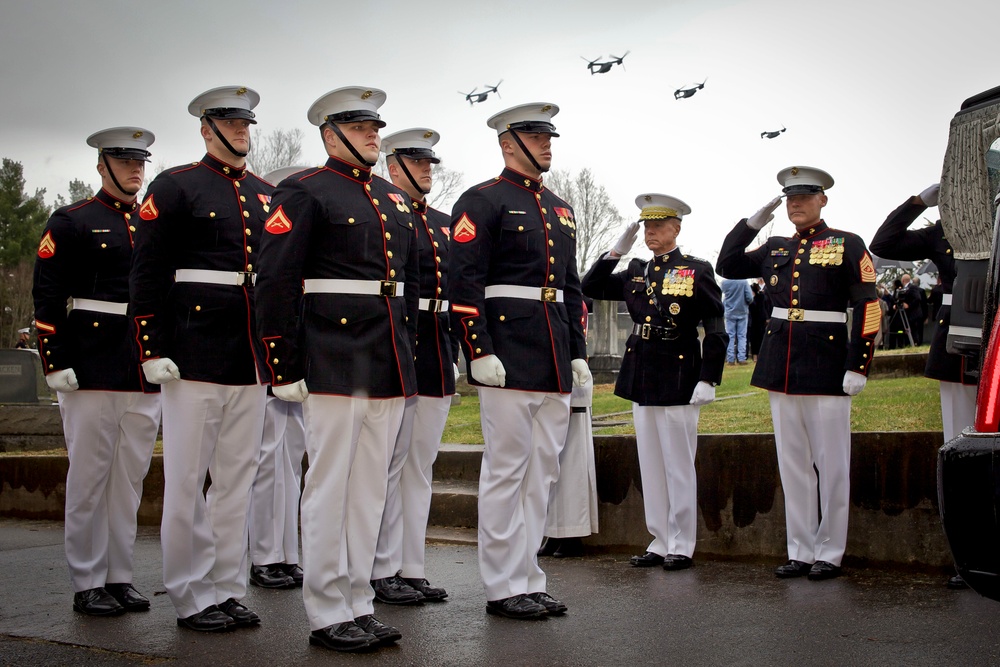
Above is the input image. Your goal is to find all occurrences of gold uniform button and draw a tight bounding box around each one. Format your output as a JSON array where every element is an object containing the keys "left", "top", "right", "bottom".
[
  {"left": 792, "top": 285, "right": 798, "bottom": 291},
  {"left": 246, "top": 264, "right": 253, "bottom": 271},
  {"left": 536, "top": 194, "right": 541, "bottom": 200},
  {"left": 45, "top": 350, "right": 50, "bottom": 356},
  {"left": 429, "top": 228, "right": 435, "bottom": 235},
  {"left": 93, "top": 322, "right": 99, "bottom": 327},
  {"left": 548, "top": 240, "right": 554, "bottom": 247},
  {"left": 373, "top": 198, "right": 379, "bottom": 205},
  {"left": 365, "top": 184, "right": 371, "bottom": 191},
  {"left": 341, "top": 318, "right": 348, "bottom": 324},
  {"left": 549, "top": 257, "right": 555, "bottom": 264},
  {"left": 240, "top": 196, "right": 246, "bottom": 202},
  {"left": 939, "top": 319, "right": 944, "bottom": 325},
  {"left": 436, "top": 287, "right": 442, "bottom": 294},
  {"left": 863, "top": 354, "right": 868, "bottom": 359},
  {"left": 435, "top": 256, "right": 441, "bottom": 263},
  {"left": 381, "top": 214, "right": 388, "bottom": 221},
  {"left": 385, "top": 232, "right": 391, "bottom": 240},
  {"left": 435, "top": 271, "right": 441, "bottom": 277},
  {"left": 195, "top": 306, "right": 201, "bottom": 311},
  {"left": 433, "top": 241, "right": 439, "bottom": 248},
  {"left": 101, "top": 243, "right": 107, "bottom": 248},
  {"left": 498, "top": 316, "right": 505, "bottom": 322},
  {"left": 792, "top": 299, "right": 798, "bottom": 305},
  {"left": 546, "top": 223, "right": 552, "bottom": 229},
  {"left": 273, "top": 358, "right": 279, "bottom": 364},
  {"left": 391, "top": 269, "right": 397, "bottom": 277},
  {"left": 269, "top": 342, "right": 275, "bottom": 348},
  {"left": 277, "top": 375, "right": 283, "bottom": 381},
  {"left": 422, "top": 215, "right": 427, "bottom": 222},
  {"left": 387, "top": 251, "right": 393, "bottom": 258},
  {"left": 542, "top": 207, "right": 547, "bottom": 214},
  {"left": 210, "top": 212, "right": 216, "bottom": 218},
  {"left": 468, "top": 320, "right": 475, "bottom": 326},
  {"left": 141, "top": 320, "right": 147, "bottom": 326},
  {"left": 129, "top": 225, "right": 136, "bottom": 232},
  {"left": 830, "top": 336, "right": 835, "bottom": 340},
  {"left": 471, "top": 334, "right": 478, "bottom": 339},
  {"left": 234, "top": 181, "right": 241, "bottom": 188},
  {"left": 793, "top": 271, "right": 800, "bottom": 278},
  {"left": 800, "top": 239, "right": 807, "bottom": 245},
  {"left": 245, "top": 228, "right": 252, "bottom": 236},
  {"left": 475, "top": 348, "right": 482, "bottom": 354},
  {"left": 645, "top": 316, "right": 652, "bottom": 322},
  {"left": 43, "top": 338, "right": 48, "bottom": 343},
  {"left": 795, "top": 259, "right": 801, "bottom": 265},
  {"left": 859, "top": 365, "right": 865, "bottom": 370},
  {"left": 124, "top": 213, "right": 131, "bottom": 220},
  {"left": 48, "top": 364, "right": 54, "bottom": 369},
  {"left": 549, "top": 274, "right": 555, "bottom": 281},
  {"left": 678, "top": 355, "right": 684, "bottom": 360},
  {"left": 349, "top": 218, "right": 356, "bottom": 224},
  {"left": 243, "top": 211, "right": 250, "bottom": 218},
  {"left": 143, "top": 335, "right": 149, "bottom": 341},
  {"left": 145, "top": 351, "right": 151, "bottom": 356},
  {"left": 518, "top": 225, "right": 524, "bottom": 231}
]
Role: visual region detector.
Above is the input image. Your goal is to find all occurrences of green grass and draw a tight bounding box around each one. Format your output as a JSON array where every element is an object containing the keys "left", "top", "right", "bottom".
[{"left": 444, "top": 359, "right": 943, "bottom": 444}]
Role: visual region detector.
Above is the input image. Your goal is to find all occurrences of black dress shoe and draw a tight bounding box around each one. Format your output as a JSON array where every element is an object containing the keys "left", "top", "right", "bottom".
[
  {"left": 250, "top": 563, "right": 296, "bottom": 589},
  {"left": 485, "top": 594, "right": 547, "bottom": 619},
  {"left": 281, "top": 563, "right": 304, "bottom": 587},
  {"left": 553, "top": 537, "right": 584, "bottom": 559},
  {"left": 73, "top": 587, "right": 125, "bottom": 616},
  {"left": 663, "top": 555, "right": 693, "bottom": 571},
  {"left": 355, "top": 614, "right": 402, "bottom": 644},
  {"left": 177, "top": 605, "right": 234, "bottom": 632},
  {"left": 537, "top": 537, "right": 560, "bottom": 557},
  {"left": 372, "top": 574, "right": 425, "bottom": 605},
  {"left": 309, "top": 621, "right": 379, "bottom": 652},
  {"left": 807, "top": 561, "right": 843, "bottom": 581},
  {"left": 105, "top": 583, "right": 150, "bottom": 611},
  {"left": 218, "top": 598, "right": 261, "bottom": 626},
  {"left": 774, "top": 559, "right": 813, "bottom": 578},
  {"left": 629, "top": 552, "right": 665, "bottom": 567},
  {"left": 402, "top": 577, "right": 448, "bottom": 601},
  {"left": 947, "top": 574, "right": 970, "bottom": 590},
  {"left": 528, "top": 592, "right": 567, "bottom": 615}
]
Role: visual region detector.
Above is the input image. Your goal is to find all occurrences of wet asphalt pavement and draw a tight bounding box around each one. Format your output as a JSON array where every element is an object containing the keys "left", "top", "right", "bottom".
[{"left": 1, "top": 518, "right": 999, "bottom": 666}]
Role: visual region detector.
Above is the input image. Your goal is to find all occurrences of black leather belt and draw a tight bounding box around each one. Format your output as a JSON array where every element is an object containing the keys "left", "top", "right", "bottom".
[{"left": 632, "top": 322, "right": 680, "bottom": 341}]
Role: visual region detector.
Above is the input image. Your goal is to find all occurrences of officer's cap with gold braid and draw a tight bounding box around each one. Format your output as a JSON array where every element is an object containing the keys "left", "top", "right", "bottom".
[
  {"left": 777, "top": 165, "right": 834, "bottom": 196},
  {"left": 381, "top": 128, "right": 441, "bottom": 164},
  {"left": 188, "top": 86, "right": 259, "bottom": 124},
  {"left": 86, "top": 127, "right": 154, "bottom": 162},
  {"left": 487, "top": 103, "right": 560, "bottom": 137},
  {"left": 308, "top": 87, "right": 387, "bottom": 128},
  {"left": 635, "top": 193, "right": 691, "bottom": 221}
]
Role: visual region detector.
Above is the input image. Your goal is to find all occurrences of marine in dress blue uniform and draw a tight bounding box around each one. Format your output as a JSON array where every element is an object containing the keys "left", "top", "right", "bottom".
[
  {"left": 371, "top": 128, "right": 454, "bottom": 604},
  {"left": 449, "top": 103, "right": 591, "bottom": 620},
  {"left": 130, "top": 86, "right": 271, "bottom": 631},
  {"left": 255, "top": 87, "right": 419, "bottom": 653},
  {"left": 870, "top": 185, "right": 977, "bottom": 441},
  {"left": 717, "top": 166, "right": 881, "bottom": 581},
  {"left": 33, "top": 127, "right": 161, "bottom": 617},
  {"left": 247, "top": 166, "right": 312, "bottom": 592},
  {"left": 582, "top": 194, "right": 727, "bottom": 571}
]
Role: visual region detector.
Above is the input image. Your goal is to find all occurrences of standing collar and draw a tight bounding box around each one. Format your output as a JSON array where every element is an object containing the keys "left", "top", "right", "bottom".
[
  {"left": 201, "top": 153, "right": 248, "bottom": 180},
  {"left": 500, "top": 167, "right": 544, "bottom": 193},
  {"left": 793, "top": 220, "right": 829, "bottom": 239},
  {"left": 95, "top": 187, "right": 138, "bottom": 212},
  {"left": 325, "top": 155, "right": 372, "bottom": 183}
]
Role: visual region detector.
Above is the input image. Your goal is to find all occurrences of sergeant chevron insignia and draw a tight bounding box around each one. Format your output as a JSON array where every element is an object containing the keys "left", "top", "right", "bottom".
[
  {"left": 453, "top": 214, "right": 476, "bottom": 243},
  {"left": 37, "top": 231, "right": 56, "bottom": 258}
]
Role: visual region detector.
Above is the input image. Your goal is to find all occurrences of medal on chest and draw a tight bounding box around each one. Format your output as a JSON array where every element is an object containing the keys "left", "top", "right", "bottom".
[
  {"left": 808, "top": 237, "right": 845, "bottom": 266},
  {"left": 661, "top": 267, "right": 694, "bottom": 297}
]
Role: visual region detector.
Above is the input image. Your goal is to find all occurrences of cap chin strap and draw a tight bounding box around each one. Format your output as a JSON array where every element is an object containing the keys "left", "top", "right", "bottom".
[
  {"left": 508, "top": 130, "right": 547, "bottom": 174},
  {"left": 102, "top": 154, "right": 136, "bottom": 198},
  {"left": 395, "top": 157, "right": 430, "bottom": 196},
  {"left": 327, "top": 122, "right": 376, "bottom": 168},
  {"left": 205, "top": 116, "right": 250, "bottom": 159}
]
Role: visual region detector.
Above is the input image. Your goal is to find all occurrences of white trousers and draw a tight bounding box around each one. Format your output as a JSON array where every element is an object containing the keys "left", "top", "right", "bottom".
[
  {"left": 373, "top": 394, "right": 452, "bottom": 580},
  {"left": 249, "top": 396, "right": 305, "bottom": 566},
  {"left": 300, "top": 394, "right": 404, "bottom": 630},
  {"left": 477, "top": 387, "right": 571, "bottom": 600},
  {"left": 160, "top": 380, "right": 266, "bottom": 618},
  {"left": 768, "top": 392, "right": 851, "bottom": 566},
  {"left": 545, "top": 384, "right": 599, "bottom": 538},
  {"left": 940, "top": 381, "right": 977, "bottom": 443},
  {"left": 632, "top": 402, "right": 700, "bottom": 558},
  {"left": 60, "top": 390, "right": 161, "bottom": 591}
]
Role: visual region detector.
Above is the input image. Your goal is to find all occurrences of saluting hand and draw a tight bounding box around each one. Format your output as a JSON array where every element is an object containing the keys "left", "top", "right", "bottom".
[
  {"left": 747, "top": 197, "right": 782, "bottom": 231},
  {"left": 611, "top": 221, "right": 641, "bottom": 257},
  {"left": 471, "top": 355, "right": 506, "bottom": 387},
  {"left": 919, "top": 183, "right": 940, "bottom": 208}
]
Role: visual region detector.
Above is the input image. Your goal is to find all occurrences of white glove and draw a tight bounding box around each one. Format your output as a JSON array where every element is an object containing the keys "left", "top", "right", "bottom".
[
  {"left": 747, "top": 197, "right": 782, "bottom": 231},
  {"left": 571, "top": 358, "right": 593, "bottom": 388},
  {"left": 142, "top": 358, "right": 180, "bottom": 385},
  {"left": 611, "top": 221, "right": 640, "bottom": 256},
  {"left": 919, "top": 183, "right": 940, "bottom": 208},
  {"left": 45, "top": 368, "right": 78, "bottom": 393},
  {"left": 842, "top": 370, "right": 867, "bottom": 396},
  {"left": 470, "top": 355, "right": 506, "bottom": 387},
  {"left": 453, "top": 363, "right": 461, "bottom": 383},
  {"left": 273, "top": 379, "right": 309, "bottom": 403},
  {"left": 689, "top": 381, "right": 715, "bottom": 406}
]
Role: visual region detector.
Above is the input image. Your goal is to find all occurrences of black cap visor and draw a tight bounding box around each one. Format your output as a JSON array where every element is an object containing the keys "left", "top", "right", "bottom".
[
  {"left": 203, "top": 107, "right": 258, "bottom": 124},
  {"left": 101, "top": 147, "right": 152, "bottom": 162},
  {"left": 326, "top": 110, "right": 387, "bottom": 129},
  {"left": 782, "top": 185, "right": 825, "bottom": 196},
  {"left": 506, "top": 120, "right": 559, "bottom": 137},
  {"left": 391, "top": 147, "right": 441, "bottom": 164}
]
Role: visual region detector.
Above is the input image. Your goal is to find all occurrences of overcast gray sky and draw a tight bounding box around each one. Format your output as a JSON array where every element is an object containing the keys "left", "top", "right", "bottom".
[{"left": 2, "top": 0, "right": 998, "bottom": 264}]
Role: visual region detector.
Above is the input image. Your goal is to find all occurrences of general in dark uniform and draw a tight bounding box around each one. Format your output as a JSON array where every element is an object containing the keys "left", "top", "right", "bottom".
[
  {"left": 371, "top": 128, "right": 454, "bottom": 605},
  {"left": 582, "top": 194, "right": 727, "bottom": 571},
  {"left": 716, "top": 166, "right": 880, "bottom": 581},
  {"left": 870, "top": 183, "right": 978, "bottom": 590},
  {"left": 247, "top": 166, "right": 311, "bottom": 592},
  {"left": 449, "top": 103, "right": 590, "bottom": 620},
  {"left": 255, "top": 87, "right": 419, "bottom": 653},
  {"left": 33, "top": 127, "right": 161, "bottom": 616},
  {"left": 130, "top": 86, "right": 272, "bottom": 631}
]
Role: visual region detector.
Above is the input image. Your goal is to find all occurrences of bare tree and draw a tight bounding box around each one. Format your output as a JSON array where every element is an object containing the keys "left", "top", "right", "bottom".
[
  {"left": 543, "top": 168, "right": 625, "bottom": 272},
  {"left": 373, "top": 155, "right": 464, "bottom": 212},
  {"left": 246, "top": 128, "right": 305, "bottom": 177},
  {"left": 0, "top": 260, "right": 35, "bottom": 347}
]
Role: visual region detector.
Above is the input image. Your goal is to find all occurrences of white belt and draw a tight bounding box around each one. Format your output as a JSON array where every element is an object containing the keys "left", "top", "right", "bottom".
[
  {"left": 942, "top": 294, "right": 953, "bottom": 306},
  {"left": 71, "top": 298, "right": 127, "bottom": 316},
  {"left": 419, "top": 298, "right": 450, "bottom": 312},
  {"left": 771, "top": 306, "right": 847, "bottom": 323},
  {"left": 949, "top": 325, "right": 982, "bottom": 339},
  {"left": 303, "top": 279, "right": 404, "bottom": 298},
  {"left": 485, "top": 284, "right": 564, "bottom": 303},
  {"left": 175, "top": 269, "right": 255, "bottom": 287}
]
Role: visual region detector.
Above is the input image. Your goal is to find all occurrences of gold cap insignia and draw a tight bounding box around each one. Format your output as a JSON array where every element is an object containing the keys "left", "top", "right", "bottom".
[
  {"left": 541, "top": 105, "right": 552, "bottom": 112},
  {"left": 236, "top": 87, "right": 247, "bottom": 95},
  {"left": 362, "top": 90, "right": 373, "bottom": 99},
  {"left": 133, "top": 131, "right": 143, "bottom": 139},
  {"left": 423, "top": 131, "right": 433, "bottom": 139},
  {"left": 790, "top": 167, "right": 799, "bottom": 176}
]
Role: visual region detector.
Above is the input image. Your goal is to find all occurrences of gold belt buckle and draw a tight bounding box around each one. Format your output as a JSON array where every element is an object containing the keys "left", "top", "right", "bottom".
[
  {"left": 788, "top": 307, "right": 804, "bottom": 322},
  {"left": 640, "top": 323, "right": 651, "bottom": 339},
  {"left": 540, "top": 287, "right": 557, "bottom": 302},
  {"left": 380, "top": 280, "right": 397, "bottom": 297}
]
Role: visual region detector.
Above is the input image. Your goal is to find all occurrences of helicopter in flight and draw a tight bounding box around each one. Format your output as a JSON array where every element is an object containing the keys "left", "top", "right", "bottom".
[
  {"left": 674, "top": 79, "right": 707, "bottom": 100},
  {"left": 459, "top": 80, "right": 502, "bottom": 106},
  {"left": 761, "top": 125, "right": 787, "bottom": 139},
  {"left": 582, "top": 52, "right": 630, "bottom": 75}
]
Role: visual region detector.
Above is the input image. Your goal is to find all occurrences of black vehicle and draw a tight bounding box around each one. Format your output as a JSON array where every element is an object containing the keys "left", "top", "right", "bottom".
[{"left": 937, "top": 84, "right": 1000, "bottom": 601}]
